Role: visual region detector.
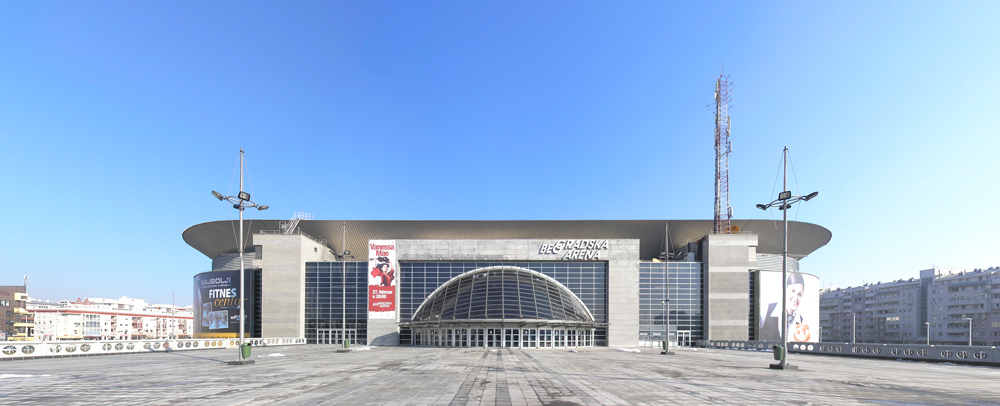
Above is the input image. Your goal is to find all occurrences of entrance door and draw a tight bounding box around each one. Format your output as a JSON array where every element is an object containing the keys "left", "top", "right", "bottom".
[
  {"left": 541, "top": 329, "right": 552, "bottom": 348},
  {"left": 486, "top": 329, "right": 500, "bottom": 348},
  {"left": 505, "top": 329, "right": 520, "bottom": 348},
  {"left": 317, "top": 328, "right": 356, "bottom": 345},
  {"left": 677, "top": 330, "right": 692, "bottom": 347}
]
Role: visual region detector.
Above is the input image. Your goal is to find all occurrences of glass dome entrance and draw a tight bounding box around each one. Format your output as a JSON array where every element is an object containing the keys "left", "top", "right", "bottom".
[
  {"left": 407, "top": 266, "right": 599, "bottom": 348},
  {"left": 410, "top": 266, "right": 595, "bottom": 324}
]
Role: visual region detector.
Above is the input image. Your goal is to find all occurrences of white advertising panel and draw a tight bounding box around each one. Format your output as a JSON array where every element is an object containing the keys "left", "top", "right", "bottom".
[
  {"left": 367, "top": 240, "right": 397, "bottom": 320},
  {"left": 758, "top": 271, "right": 819, "bottom": 342}
]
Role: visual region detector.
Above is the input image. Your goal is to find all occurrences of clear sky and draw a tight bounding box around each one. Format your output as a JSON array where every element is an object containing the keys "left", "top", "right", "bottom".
[{"left": 2, "top": 2, "right": 998, "bottom": 306}]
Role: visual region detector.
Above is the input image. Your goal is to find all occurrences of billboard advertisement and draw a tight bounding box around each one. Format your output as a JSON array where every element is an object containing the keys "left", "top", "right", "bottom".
[
  {"left": 367, "top": 240, "right": 397, "bottom": 319},
  {"left": 192, "top": 270, "right": 254, "bottom": 338},
  {"left": 758, "top": 271, "right": 819, "bottom": 342}
]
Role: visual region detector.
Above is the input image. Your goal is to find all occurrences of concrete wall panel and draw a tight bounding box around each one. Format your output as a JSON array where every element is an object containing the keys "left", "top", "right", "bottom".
[{"left": 704, "top": 234, "right": 758, "bottom": 341}]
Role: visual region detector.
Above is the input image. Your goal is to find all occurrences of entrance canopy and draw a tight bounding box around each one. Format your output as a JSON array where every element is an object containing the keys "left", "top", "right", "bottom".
[{"left": 409, "top": 266, "right": 595, "bottom": 326}]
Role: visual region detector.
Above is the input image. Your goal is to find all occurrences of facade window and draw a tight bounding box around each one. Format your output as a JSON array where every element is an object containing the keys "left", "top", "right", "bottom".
[
  {"left": 638, "top": 262, "right": 704, "bottom": 341},
  {"left": 304, "top": 262, "right": 369, "bottom": 345}
]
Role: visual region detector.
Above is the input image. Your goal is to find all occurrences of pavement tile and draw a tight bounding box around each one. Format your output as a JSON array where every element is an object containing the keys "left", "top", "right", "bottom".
[{"left": 1, "top": 345, "right": 999, "bottom": 405}]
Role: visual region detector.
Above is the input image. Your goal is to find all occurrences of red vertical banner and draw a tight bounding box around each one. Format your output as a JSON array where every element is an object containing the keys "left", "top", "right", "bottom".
[{"left": 367, "top": 240, "right": 397, "bottom": 319}]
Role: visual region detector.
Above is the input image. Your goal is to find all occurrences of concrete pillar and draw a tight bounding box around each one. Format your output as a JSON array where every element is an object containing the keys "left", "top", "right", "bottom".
[{"left": 703, "top": 234, "right": 758, "bottom": 340}]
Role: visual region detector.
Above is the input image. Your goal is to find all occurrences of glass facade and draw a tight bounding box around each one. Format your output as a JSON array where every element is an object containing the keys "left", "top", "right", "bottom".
[
  {"left": 639, "top": 262, "right": 704, "bottom": 341},
  {"left": 307, "top": 260, "right": 709, "bottom": 346},
  {"left": 748, "top": 271, "right": 756, "bottom": 340},
  {"left": 253, "top": 269, "right": 262, "bottom": 339},
  {"left": 305, "top": 262, "right": 369, "bottom": 344}
]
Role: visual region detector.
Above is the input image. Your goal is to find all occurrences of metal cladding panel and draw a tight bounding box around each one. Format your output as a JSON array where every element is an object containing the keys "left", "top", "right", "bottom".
[
  {"left": 182, "top": 219, "right": 284, "bottom": 259},
  {"left": 183, "top": 219, "right": 831, "bottom": 261}
]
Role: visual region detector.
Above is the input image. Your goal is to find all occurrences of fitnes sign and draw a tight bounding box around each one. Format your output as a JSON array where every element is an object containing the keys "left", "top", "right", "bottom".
[
  {"left": 192, "top": 270, "right": 254, "bottom": 338},
  {"left": 537, "top": 240, "right": 609, "bottom": 260}
]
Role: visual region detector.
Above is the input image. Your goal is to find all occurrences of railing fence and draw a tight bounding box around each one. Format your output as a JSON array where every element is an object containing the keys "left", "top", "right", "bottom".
[
  {"left": 1, "top": 337, "right": 306, "bottom": 362},
  {"left": 697, "top": 340, "right": 1000, "bottom": 366}
]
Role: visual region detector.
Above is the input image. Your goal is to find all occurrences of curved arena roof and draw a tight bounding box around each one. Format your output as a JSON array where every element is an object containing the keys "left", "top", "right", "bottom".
[{"left": 183, "top": 219, "right": 831, "bottom": 261}]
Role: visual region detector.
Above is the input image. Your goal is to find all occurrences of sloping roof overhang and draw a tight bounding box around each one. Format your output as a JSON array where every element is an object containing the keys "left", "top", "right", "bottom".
[{"left": 183, "top": 219, "right": 831, "bottom": 261}]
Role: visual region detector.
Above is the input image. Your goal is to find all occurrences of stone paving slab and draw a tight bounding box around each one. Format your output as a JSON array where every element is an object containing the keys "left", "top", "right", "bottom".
[{"left": 1, "top": 345, "right": 998, "bottom": 405}]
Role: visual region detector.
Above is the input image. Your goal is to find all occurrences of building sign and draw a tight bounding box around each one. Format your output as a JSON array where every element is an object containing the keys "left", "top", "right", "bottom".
[
  {"left": 537, "top": 240, "right": 609, "bottom": 260},
  {"left": 0, "top": 300, "right": 9, "bottom": 307},
  {"left": 368, "top": 240, "right": 397, "bottom": 319},
  {"left": 192, "top": 270, "right": 254, "bottom": 338}
]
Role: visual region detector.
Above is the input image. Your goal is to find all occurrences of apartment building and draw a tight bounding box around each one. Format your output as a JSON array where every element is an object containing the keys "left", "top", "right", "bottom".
[
  {"left": 820, "top": 267, "right": 1000, "bottom": 346},
  {"left": 928, "top": 269, "right": 1000, "bottom": 346},
  {"left": 1, "top": 285, "right": 33, "bottom": 340},
  {"left": 30, "top": 296, "right": 193, "bottom": 340}
]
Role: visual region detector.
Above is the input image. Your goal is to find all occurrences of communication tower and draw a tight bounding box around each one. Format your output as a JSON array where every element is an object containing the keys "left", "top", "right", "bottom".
[{"left": 714, "top": 72, "right": 733, "bottom": 234}]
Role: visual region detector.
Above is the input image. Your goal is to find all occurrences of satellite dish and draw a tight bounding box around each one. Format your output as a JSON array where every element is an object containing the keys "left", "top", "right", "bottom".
[{"left": 729, "top": 225, "right": 740, "bottom": 234}]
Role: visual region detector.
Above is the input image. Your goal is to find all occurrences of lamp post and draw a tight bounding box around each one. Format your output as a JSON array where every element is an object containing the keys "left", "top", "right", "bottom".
[
  {"left": 212, "top": 149, "right": 268, "bottom": 365},
  {"left": 962, "top": 317, "right": 973, "bottom": 346},
  {"left": 333, "top": 221, "right": 354, "bottom": 349},
  {"left": 435, "top": 315, "right": 441, "bottom": 346},
  {"left": 851, "top": 312, "right": 857, "bottom": 344},
  {"left": 925, "top": 322, "right": 930, "bottom": 345},
  {"left": 756, "top": 147, "right": 818, "bottom": 371},
  {"left": 657, "top": 251, "right": 674, "bottom": 355},
  {"left": 661, "top": 299, "right": 666, "bottom": 337},
  {"left": 661, "top": 299, "right": 674, "bottom": 355}
]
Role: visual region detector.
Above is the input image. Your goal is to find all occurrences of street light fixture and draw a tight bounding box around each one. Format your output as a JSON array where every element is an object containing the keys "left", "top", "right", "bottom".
[
  {"left": 756, "top": 147, "right": 818, "bottom": 371},
  {"left": 212, "top": 149, "right": 268, "bottom": 366},
  {"left": 962, "top": 317, "right": 973, "bottom": 346}
]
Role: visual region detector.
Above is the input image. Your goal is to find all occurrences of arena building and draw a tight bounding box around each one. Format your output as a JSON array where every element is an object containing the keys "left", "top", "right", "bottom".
[{"left": 183, "top": 219, "right": 831, "bottom": 347}]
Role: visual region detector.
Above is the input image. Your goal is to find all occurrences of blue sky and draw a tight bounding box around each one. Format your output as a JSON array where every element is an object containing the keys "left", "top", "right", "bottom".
[{"left": 2, "top": 2, "right": 997, "bottom": 306}]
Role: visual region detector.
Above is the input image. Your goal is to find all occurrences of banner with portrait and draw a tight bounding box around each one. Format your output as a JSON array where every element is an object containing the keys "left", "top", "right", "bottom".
[
  {"left": 367, "top": 240, "right": 397, "bottom": 319},
  {"left": 757, "top": 270, "right": 819, "bottom": 342}
]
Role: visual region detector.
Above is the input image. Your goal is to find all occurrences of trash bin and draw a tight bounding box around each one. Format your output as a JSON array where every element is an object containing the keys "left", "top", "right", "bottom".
[
  {"left": 772, "top": 345, "right": 784, "bottom": 360},
  {"left": 241, "top": 343, "right": 252, "bottom": 359},
  {"left": 662, "top": 341, "right": 669, "bottom": 351},
  {"left": 344, "top": 339, "right": 350, "bottom": 349}
]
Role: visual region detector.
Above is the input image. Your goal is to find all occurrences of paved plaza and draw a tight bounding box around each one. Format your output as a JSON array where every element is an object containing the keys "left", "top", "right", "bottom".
[{"left": 1, "top": 345, "right": 998, "bottom": 405}]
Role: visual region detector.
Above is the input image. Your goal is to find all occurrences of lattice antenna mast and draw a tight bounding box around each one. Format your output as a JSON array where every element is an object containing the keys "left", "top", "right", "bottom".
[{"left": 713, "top": 72, "right": 733, "bottom": 234}]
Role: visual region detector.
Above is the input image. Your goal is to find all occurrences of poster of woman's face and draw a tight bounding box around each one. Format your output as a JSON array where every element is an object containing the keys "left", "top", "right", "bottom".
[{"left": 758, "top": 271, "right": 819, "bottom": 342}]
